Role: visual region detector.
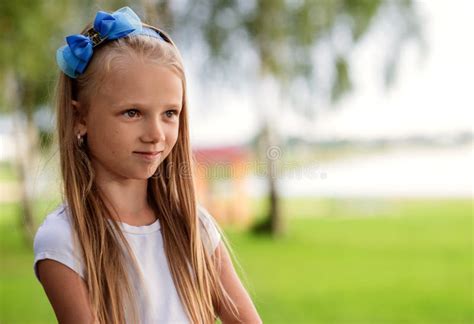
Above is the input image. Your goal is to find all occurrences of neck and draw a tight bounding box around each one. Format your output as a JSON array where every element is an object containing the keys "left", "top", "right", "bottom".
[{"left": 91, "top": 161, "right": 156, "bottom": 226}]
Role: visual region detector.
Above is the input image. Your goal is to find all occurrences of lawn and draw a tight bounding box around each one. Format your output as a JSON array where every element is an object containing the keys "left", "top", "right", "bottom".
[{"left": 0, "top": 198, "right": 472, "bottom": 323}]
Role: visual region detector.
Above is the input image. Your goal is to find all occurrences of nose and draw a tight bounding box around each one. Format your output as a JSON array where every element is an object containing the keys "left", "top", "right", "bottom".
[{"left": 141, "top": 116, "right": 166, "bottom": 143}]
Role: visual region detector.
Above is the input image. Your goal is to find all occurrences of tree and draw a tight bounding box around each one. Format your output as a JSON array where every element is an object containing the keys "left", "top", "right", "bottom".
[
  {"left": 0, "top": 0, "right": 75, "bottom": 244},
  {"left": 161, "top": 0, "right": 423, "bottom": 237},
  {"left": 0, "top": 0, "right": 422, "bottom": 241}
]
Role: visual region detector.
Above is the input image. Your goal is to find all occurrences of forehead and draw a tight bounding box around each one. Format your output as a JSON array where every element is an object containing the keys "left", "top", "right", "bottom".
[{"left": 96, "top": 58, "right": 183, "bottom": 107}]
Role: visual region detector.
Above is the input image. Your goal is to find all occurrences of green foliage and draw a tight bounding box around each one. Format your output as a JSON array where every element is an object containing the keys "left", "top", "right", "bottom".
[
  {"left": 38, "top": 129, "right": 55, "bottom": 151},
  {"left": 0, "top": 0, "right": 72, "bottom": 114},
  {"left": 331, "top": 56, "right": 352, "bottom": 101},
  {"left": 177, "top": 0, "right": 422, "bottom": 104}
]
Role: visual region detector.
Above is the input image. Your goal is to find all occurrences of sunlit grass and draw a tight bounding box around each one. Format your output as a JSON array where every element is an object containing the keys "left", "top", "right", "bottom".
[
  {"left": 227, "top": 198, "right": 473, "bottom": 323},
  {"left": 0, "top": 198, "right": 472, "bottom": 323}
]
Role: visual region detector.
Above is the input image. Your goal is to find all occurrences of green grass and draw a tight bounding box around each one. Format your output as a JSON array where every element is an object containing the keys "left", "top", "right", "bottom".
[
  {"left": 226, "top": 198, "right": 473, "bottom": 324},
  {"left": 0, "top": 198, "right": 472, "bottom": 323},
  {"left": 0, "top": 200, "right": 62, "bottom": 324},
  {"left": 0, "top": 162, "right": 17, "bottom": 182}
]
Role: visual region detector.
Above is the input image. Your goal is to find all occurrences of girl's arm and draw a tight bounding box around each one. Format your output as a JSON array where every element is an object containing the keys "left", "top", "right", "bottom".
[
  {"left": 37, "top": 259, "right": 98, "bottom": 324},
  {"left": 215, "top": 242, "right": 263, "bottom": 324}
]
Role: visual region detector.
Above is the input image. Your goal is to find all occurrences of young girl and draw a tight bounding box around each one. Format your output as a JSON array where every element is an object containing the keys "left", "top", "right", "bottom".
[{"left": 33, "top": 7, "right": 262, "bottom": 324}]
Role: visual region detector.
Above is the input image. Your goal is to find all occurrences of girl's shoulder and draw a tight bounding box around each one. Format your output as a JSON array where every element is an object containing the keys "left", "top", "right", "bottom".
[
  {"left": 33, "top": 203, "right": 85, "bottom": 280},
  {"left": 197, "top": 205, "right": 222, "bottom": 255},
  {"left": 34, "top": 203, "right": 73, "bottom": 243}
]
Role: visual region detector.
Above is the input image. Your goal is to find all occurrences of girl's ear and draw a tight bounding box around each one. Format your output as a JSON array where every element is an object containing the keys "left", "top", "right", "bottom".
[{"left": 72, "top": 100, "right": 87, "bottom": 136}]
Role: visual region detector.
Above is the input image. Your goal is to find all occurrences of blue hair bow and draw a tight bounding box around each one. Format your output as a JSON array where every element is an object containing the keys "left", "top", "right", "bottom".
[{"left": 56, "top": 6, "right": 157, "bottom": 78}]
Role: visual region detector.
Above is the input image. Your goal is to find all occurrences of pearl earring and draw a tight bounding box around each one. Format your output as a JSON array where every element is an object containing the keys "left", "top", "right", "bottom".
[{"left": 77, "top": 133, "right": 84, "bottom": 147}]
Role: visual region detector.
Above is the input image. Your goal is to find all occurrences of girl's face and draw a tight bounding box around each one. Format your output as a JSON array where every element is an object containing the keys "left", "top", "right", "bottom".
[{"left": 75, "top": 58, "right": 183, "bottom": 180}]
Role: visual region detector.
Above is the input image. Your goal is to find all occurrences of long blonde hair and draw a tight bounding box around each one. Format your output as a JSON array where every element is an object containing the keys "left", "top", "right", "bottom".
[{"left": 55, "top": 21, "right": 240, "bottom": 323}]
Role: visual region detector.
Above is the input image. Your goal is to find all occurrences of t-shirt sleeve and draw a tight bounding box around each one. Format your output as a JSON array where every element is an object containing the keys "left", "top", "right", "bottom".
[
  {"left": 197, "top": 206, "right": 222, "bottom": 255},
  {"left": 33, "top": 212, "right": 85, "bottom": 281}
]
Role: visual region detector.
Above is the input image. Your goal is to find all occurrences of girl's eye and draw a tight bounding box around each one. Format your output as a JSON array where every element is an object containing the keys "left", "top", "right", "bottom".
[
  {"left": 123, "top": 109, "right": 140, "bottom": 119},
  {"left": 165, "top": 110, "right": 179, "bottom": 119}
]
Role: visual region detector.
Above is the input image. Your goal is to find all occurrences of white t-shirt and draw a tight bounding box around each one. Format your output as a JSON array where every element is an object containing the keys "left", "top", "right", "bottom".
[{"left": 33, "top": 203, "right": 222, "bottom": 323}]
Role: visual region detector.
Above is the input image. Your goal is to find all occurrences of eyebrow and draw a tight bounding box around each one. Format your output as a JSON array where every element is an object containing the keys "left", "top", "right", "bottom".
[{"left": 113, "top": 102, "right": 182, "bottom": 110}]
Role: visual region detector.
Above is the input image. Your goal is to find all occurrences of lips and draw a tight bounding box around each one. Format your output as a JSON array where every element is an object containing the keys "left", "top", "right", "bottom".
[
  {"left": 134, "top": 151, "right": 163, "bottom": 155},
  {"left": 133, "top": 150, "right": 163, "bottom": 161}
]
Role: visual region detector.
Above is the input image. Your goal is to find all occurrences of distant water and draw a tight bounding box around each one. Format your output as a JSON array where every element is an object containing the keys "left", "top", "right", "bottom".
[
  {"left": 1, "top": 144, "right": 471, "bottom": 203},
  {"left": 248, "top": 144, "right": 473, "bottom": 198}
]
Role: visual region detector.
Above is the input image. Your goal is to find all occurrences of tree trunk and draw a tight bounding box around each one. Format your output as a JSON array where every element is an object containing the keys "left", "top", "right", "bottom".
[
  {"left": 8, "top": 71, "right": 37, "bottom": 245},
  {"left": 252, "top": 120, "right": 285, "bottom": 237},
  {"left": 13, "top": 111, "right": 38, "bottom": 245},
  {"left": 265, "top": 121, "right": 284, "bottom": 237}
]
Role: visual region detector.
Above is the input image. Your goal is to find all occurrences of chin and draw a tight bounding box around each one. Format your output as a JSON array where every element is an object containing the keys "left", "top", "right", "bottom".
[{"left": 123, "top": 170, "right": 155, "bottom": 180}]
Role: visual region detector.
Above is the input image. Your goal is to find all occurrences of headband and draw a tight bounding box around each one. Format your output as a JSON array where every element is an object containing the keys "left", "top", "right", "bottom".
[{"left": 56, "top": 6, "right": 167, "bottom": 78}]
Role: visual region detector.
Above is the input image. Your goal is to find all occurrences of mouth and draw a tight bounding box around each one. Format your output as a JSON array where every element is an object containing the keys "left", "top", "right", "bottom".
[
  {"left": 133, "top": 151, "right": 163, "bottom": 161},
  {"left": 133, "top": 151, "right": 163, "bottom": 155}
]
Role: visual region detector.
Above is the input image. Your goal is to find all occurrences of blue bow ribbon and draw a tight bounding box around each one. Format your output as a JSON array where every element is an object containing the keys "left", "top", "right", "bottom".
[{"left": 56, "top": 7, "right": 143, "bottom": 78}]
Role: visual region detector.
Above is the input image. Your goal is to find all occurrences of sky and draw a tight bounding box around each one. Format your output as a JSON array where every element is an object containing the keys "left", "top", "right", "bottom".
[
  {"left": 187, "top": 0, "right": 474, "bottom": 146},
  {"left": 2, "top": 1, "right": 471, "bottom": 199}
]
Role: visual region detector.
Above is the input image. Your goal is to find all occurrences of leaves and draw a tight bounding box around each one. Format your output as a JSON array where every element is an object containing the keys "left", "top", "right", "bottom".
[
  {"left": 172, "top": 0, "right": 421, "bottom": 105},
  {"left": 0, "top": 0, "right": 74, "bottom": 113}
]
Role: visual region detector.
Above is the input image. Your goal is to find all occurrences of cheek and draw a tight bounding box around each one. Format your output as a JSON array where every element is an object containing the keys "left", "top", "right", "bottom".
[
  {"left": 87, "top": 118, "right": 132, "bottom": 157},
  {"left": 167, "top": 124, "right": 180, "bottom": 147}
]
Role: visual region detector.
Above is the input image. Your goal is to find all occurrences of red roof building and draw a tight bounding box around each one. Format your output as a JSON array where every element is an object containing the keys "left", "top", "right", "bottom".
[{"left": 192, "top": 146, "right": 253, "bottom": 228}]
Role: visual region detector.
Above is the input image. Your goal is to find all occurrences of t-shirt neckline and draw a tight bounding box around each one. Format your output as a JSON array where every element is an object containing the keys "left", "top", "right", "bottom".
[
  {"left": 114, "top": 218, "right": 161, "bottom": 234},
  {"left": 62, "top": 202, "right": 161, "bottom": 234}
]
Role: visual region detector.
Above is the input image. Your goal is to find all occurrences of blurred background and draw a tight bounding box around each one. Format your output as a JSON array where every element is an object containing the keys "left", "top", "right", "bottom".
[{"left": 0, "top": 0, "right": 472, "bottom": 323}]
